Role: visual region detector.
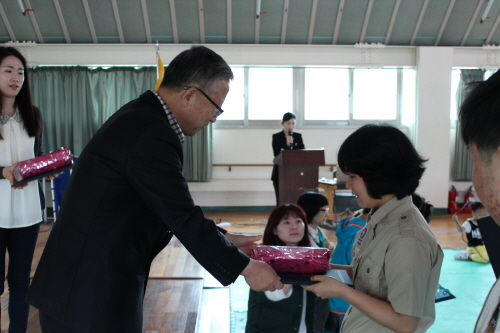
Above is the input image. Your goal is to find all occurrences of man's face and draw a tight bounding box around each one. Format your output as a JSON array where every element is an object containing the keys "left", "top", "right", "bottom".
[
  {"left": 470, "top": 143, "right": 500, "bottom": 224},
  {"left": 179, "top": 80, "right": 229, "bottom": 136}
]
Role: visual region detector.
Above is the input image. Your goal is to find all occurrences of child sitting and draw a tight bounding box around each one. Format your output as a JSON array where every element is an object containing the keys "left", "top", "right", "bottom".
[{"left": 454, "top": 201, "right": 490, "bottom": 263}]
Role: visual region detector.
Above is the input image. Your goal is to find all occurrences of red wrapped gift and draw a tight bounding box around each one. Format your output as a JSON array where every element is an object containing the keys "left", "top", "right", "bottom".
[
  {"left": 17, "top": 147, "right": 72, "bottom": 179},
  {"left": 250, "top": 245, "right": 330, "bottom": 274}
]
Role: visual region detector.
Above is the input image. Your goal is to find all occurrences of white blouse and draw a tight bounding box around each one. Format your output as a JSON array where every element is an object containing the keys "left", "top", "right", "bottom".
[{"left": 0, "top": 110, "right": 42, "bottom": 228}]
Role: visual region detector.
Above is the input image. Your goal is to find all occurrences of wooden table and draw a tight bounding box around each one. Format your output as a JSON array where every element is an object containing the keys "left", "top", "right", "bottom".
[{"left": 318, "top": 179, "right": 338, "bottom": 215}]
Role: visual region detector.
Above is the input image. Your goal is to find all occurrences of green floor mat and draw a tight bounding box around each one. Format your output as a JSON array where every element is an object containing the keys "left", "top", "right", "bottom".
[
  {"left": 230, "top": 249, "right": 496, "bottom": 333},
  {"left": 428, "top": 249, "right": 495, "bottom": 333}
]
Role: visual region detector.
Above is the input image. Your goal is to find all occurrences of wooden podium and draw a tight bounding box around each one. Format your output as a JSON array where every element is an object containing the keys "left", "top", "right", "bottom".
[{"left": 274, "top": 149, "right": 325, "bottom": 205}]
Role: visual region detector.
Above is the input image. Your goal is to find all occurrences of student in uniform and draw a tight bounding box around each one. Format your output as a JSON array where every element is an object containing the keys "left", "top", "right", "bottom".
[{"left": 303, "top": 124, "right": 444, "bottom": 333}]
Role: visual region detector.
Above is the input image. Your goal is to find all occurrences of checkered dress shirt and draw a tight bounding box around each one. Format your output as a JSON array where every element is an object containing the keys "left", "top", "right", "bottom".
[{"left": 152, "top": 90, "right": 185, "bottom": 143}]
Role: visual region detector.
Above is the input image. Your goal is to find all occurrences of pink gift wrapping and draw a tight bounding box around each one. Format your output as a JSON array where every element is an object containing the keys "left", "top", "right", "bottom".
[
  {"left": 17, "top": 147, "right": 72, "bottom": 179},
  {"left": 250, "top": 245, "right": 330, "bottom": 274}
]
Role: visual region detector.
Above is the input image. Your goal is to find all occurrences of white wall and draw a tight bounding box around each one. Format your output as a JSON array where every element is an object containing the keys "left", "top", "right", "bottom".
[
  {"left": 415, "top": 48, "right": 454, "bottom": 210},
  {"left": 13, "top": 42, "right": 500, "bottom": 210}
]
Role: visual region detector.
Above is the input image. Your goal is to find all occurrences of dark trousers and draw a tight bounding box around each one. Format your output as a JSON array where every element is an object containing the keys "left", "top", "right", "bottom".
[
  {"left": 273, "top": 180, "right": 280, "bottom": 206},
  {"left": 39, "top": 312, "right": 80, "bottom": 333},
  {"left": 0, "top": 223, "right": 40, "bottom": 333}
]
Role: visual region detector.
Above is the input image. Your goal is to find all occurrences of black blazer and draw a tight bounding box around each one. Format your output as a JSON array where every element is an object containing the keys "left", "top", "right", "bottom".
[
  {"left": 271, "top": 131, "right": 305, "bottom": 182},
  {"left": 27, "top": 91, "right": 249, "bottom": 333}
]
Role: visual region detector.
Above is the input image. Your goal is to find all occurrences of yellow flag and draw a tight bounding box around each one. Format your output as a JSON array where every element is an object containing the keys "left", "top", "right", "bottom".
[{"left": 155, "top": 53, "right": 164, "bottom": 90}]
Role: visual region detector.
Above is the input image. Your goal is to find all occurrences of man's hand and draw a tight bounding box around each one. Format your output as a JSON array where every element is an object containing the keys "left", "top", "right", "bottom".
[
  {"left": 224, "top": 233, "right": 262, "bottom": 256},
  {"left": 3, "top": 163, "right": 27, "bottom": 189},
  {"left": 241, "top": 259, "right": 284, "bottom": 292}
]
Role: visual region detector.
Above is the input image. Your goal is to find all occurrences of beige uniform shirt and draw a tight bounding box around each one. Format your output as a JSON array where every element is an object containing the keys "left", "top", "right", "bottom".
[{"left": 341, "top": 196, "right": 443, "bottom": 333}]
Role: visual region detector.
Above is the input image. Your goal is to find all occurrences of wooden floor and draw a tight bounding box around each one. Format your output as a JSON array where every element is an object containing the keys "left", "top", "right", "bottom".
[{"left": 1, "top": 212, "right": 468, "bottom": 333}]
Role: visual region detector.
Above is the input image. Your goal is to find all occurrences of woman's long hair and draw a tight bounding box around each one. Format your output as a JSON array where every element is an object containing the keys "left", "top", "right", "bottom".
[
  {"left": 262, "top": 204, "right": 311, "bottom": 247},
  {"left": 0, "top": 47, "right": 39, "bottom": 140}
]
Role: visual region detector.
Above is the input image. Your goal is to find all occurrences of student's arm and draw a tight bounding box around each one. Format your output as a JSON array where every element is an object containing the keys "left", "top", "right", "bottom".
[{"left": 303, "top": 275, "right": 419, "bottom": 333}]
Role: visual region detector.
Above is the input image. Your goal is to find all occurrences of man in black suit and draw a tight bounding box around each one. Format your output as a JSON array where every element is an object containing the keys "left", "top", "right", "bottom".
[{"left": 27, "top": 46, "right": 283, "bottom": 333}]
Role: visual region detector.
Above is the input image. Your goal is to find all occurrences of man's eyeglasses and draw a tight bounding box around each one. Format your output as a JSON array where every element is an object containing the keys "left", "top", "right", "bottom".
[
  {"left": 319, "top": 208, "right": 330, "bottom": 214},
  {"left": 183, "top": 86, "right": 224, "bottom": 118}
]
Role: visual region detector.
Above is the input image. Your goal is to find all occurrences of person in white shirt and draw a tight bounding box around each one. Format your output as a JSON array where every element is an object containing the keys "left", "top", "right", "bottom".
[{"left": 0, "top": 46, "right": 53, "bottom": 333}]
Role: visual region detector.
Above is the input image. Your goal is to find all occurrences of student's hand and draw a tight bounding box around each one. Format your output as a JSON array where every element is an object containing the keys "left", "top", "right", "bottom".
[
  {"left": 302, "top": 275, "right": 347, "bottom": 299},
  {"left": 3, "top": 163, "right": 27, "bottom": 189},
  {"left": 225, "top": 233, "right": 262, "bottom": 256},
  {"left": 241, "top": 259, "right": 284, "bottom": 292}
]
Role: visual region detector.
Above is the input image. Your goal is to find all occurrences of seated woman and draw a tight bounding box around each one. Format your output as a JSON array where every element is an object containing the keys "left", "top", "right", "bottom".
[
  {"left": 246, "top": 204, "right": 316, "bottom": 333},
  {"left": 303, "top": 124, "right": 443, "bottom": 333},
  {"left": 297, "top": 191, "right": 335, "bottom": 254}
]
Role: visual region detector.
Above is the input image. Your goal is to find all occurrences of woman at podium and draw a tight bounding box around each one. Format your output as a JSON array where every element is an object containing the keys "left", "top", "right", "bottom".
[{"left": 271, "top": 112, "right": 305, "bottom": 206}]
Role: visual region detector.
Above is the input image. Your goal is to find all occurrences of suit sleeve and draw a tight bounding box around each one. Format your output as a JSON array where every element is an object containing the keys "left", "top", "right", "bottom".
[
  {"left": 295, "top": 133, "right": 305, "bottom": 149},
  {"left": 125, "top": 124, "right": 249, "bottom": 286},
  {"left": 272, "top": 133, "right": 285, "bottom": 157}
]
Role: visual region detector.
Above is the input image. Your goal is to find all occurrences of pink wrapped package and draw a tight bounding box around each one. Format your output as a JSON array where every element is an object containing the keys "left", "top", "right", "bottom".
[
  {"left": 17, "top": 147, "right": 72, "bottom": 179},
  {"left": 250, "top": 245, "right": 330, "bottom": 274}
]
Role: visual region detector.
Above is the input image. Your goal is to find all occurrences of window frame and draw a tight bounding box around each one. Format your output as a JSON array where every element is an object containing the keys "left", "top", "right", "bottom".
[{"left": 214, "top": 66, "right": 413, "bottom": 129}]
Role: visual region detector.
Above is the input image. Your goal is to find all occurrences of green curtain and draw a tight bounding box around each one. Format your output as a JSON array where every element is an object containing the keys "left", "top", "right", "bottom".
[
  {"left": 182, "top": 125, "right": 213, "bottom": 181},
  {"left": 29, "top": 66, "right": 211, "bottom": 181},
  {"left": 453, "top": 69, "right": 485, "bottom": 180}
]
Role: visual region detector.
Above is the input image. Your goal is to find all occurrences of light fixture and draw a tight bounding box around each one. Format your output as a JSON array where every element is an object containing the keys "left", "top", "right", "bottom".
[{"left": 480, "top": 0, "right": 495, "bottom": 24}]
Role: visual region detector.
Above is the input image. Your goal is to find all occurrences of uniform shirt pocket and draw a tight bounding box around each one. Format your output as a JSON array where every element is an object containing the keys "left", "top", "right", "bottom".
[{"left": 357, "top": 257, "right": 386, "bottom": 299}]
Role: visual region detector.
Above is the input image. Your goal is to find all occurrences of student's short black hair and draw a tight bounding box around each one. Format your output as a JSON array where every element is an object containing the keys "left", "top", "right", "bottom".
[
  {"left": 338, "top": 124, "right": 427, "bottom": 200},
  {"left": 459, "top": 70, "right": 500, "bottom": 156},
  {"left": 160, "top": 45, "right": 233, "bottom": 94},
  {"left": 282, "top": 112, "right": 296, "bottom": 123},
  {"left": 471, "top": 201, "right": 485, "bottom": 212},
  {"left": 297, "top": 191, "right": 329, "bottom": 224}
]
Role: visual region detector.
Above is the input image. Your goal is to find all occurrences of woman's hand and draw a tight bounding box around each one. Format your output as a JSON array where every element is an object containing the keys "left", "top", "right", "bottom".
[
  {"left": 3, "top": 163, "right": 27, "bottom": 189},
  {"left": 45, "top": 172, "right": 62, "bottom": 181}
]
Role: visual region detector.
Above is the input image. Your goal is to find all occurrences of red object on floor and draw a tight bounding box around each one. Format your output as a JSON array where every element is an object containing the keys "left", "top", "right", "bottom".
[{"left": 448, "top": 186, "right": 460, "bottom": 214}]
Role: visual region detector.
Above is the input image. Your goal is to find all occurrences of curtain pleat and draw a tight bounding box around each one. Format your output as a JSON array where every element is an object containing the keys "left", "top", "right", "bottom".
[
  {"left": 29, "top": 66, "right": 211, "bottom": 181},
  {"left": 453, "top": 69, "right": 485, "bottom": 180}
]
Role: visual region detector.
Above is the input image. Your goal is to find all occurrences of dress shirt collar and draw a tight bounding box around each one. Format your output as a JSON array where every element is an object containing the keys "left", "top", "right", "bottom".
[
  {"left": 0, "top": 109, "right": 21, "bottom": 125},
  {"left": 152, "top": 90, "right": 185, "bottom": 143}
]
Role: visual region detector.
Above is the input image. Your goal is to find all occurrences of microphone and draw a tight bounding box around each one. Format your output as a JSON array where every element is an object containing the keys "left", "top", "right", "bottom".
[{"left": 288, "top": 131, "right": 293, "bottom": 149}]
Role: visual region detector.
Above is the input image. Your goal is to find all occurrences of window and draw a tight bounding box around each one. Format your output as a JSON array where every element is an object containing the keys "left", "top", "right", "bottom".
[
  {"left": 222, "top": 67, "right": 245, "bottom": 120},
  {"left": 248, "top": 68, "right": 293, "bottom": 120},
  {"left": 353, "top": 69, "right": 397, "bottom": 120},
  {"left": 216, "top": 66, "right": 415, "bottom": 128},
  {"left": 304, "top": 68, "right": 349, "bottom": 121}
]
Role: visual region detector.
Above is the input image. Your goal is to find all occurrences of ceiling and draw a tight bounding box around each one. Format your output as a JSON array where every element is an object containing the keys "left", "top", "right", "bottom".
[{"left": 1, "top": 0, "right": 500, "bottom": 47}]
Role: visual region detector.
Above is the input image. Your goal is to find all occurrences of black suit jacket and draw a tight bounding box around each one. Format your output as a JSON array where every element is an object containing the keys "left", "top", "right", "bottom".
[
  {"left": 27, "top": 91, "right": 249, "bottom": 333},
  {"left": 271, "top": 131, "right": 305, "bottom": 182}
]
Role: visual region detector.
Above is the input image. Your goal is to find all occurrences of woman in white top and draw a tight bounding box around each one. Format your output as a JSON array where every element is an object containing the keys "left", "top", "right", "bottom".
[{"left": 0, "top": 46, "right": 45, "bottom": 333}]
